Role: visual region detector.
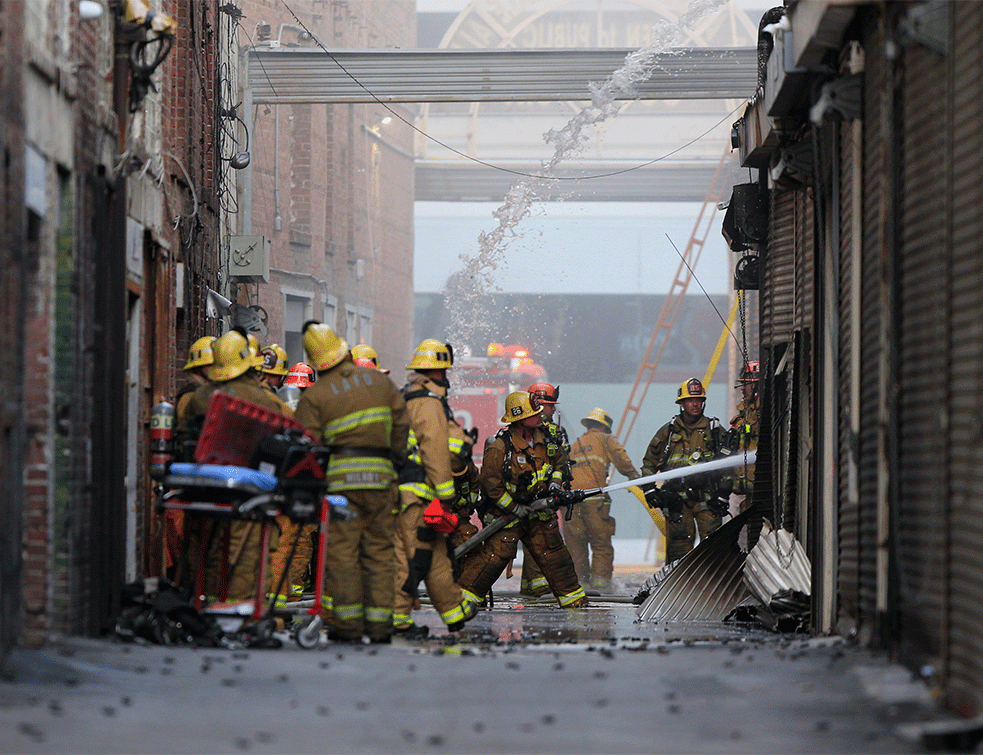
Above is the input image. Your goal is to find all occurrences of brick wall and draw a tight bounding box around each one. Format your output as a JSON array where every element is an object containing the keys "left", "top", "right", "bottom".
[
  {"left": 0, "top": 0, "right": 28, "bottom": 658},
  {"left": 236, "top": 0, "right": 416, "bottom": 370}
]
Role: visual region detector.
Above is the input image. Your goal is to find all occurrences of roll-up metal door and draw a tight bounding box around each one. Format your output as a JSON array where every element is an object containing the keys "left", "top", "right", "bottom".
[
  {"left": 851, "top": 13, "right": 885, "bottom": 641},
  {"left": 763, "top": 189, "right": 797, "bottom": 348},
  {"left": 794, "top": 189, "right": 815, "bottom": 332},
  {"left": 836, "top": 84, "right": 862, "bottom": 635},
  {"left": 895, "top": 18, "right": 949, "bottom": 682},
  {"left": 941, "top": 2, "right": 983, "bottom": 716}
]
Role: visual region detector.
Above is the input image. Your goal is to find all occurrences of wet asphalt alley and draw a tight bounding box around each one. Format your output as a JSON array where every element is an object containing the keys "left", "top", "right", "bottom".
[{"left": 0, "top": 588, "right": 949, "bottom": 755}]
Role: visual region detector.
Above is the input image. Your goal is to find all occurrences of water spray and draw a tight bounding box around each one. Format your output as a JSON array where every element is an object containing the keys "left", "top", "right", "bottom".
[{"left": 446, "top": 0, "right": 729, "bottom": 350}]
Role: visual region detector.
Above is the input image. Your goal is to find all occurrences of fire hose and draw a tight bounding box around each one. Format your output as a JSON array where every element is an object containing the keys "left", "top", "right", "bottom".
[{"left": 452, "top": 451, "right": 755, "bottom": 560}]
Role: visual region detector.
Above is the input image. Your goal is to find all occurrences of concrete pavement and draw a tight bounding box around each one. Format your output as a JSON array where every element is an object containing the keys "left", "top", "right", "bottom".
[{"left": 0, "top": 591, "right": 951, "bottom": 755}]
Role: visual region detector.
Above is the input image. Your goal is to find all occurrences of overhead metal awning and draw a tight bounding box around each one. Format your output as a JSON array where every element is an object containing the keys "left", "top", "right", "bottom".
[
  {"left": 247, "top": 47, "right": 757, "bottom": 105},
  {"left": 416, "top": 161, "right": 735, "bottom": 202}
]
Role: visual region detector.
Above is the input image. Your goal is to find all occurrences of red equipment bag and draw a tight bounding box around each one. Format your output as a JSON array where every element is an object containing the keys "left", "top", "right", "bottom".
[
  {"left": 423, "top": 498, "right": 458, "bottom": 534},
  {"left": 194, "top": 392, "right": 315, "bottom": 467}
]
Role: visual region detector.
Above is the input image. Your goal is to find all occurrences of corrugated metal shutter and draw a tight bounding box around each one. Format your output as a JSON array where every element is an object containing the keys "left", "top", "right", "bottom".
[
  {"left": 794, "top": 189, "right": 814, "bottom": 332},
  {"left": 747, "top": 346, "right": 774, "bottom": 550},
  {"left": 853, "top": 14, "right": 885, "bottom": 640},
  {"left": 836, "top": 101, "right": 861, "bottom": 633},
  {"left": 895, "top": 23, "right": 949, "bottom": 679},
  {"left": 763, "top": 189, "right": 797, "bottom": 348},
  {"left": 942, "top": 2, "right": 983, "bottom": 716}
]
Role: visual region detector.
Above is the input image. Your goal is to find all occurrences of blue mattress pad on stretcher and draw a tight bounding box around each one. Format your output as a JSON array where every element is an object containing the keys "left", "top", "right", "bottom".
[{"left": 168, "top": 462, "right": 278, "bottom": 491}]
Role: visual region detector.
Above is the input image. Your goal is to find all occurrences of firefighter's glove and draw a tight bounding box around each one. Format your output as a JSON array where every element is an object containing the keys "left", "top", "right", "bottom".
[
  {"left": 719, "top": 427, "right": 740, "bottom": 454},
  {"left": 510, "top": 503, "right": 532, "bottom": 519},
  {"left": 707, "top": 494, "right": 730, "bottom": 519},
  {"left": 662, "top": 492, "right": 685, "bottom": 515},
  {"left": 643, "top": 486, "right": 664, "bottom": 510},
  {"left": 516, "top": 470, "right": 534, "bottom": 490},
  {"left": 528, "top": 498, "right": 551, "bottom": 513}
]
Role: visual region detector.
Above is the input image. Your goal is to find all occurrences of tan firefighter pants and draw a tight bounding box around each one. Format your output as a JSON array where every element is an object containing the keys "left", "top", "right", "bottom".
[
  {"left": 563, "top": 496, "right": 616, "bottom": 584},
  {"left": 393, "top": 500, "right": 471, "bottom": 628},
  {"left": 664, "top": 500, "right": 721, "bottom": 564},
  {"left": 459, "top": 517, "right": 586, "bottom": 608},
  {"left": 320, "top": 487, "right": 397, "bottom": 641},
  {"left": 184, "top": 515, "right": 276, "bottom": 603},
  {"left": 269, "top": 515, "right": 317, "bottom": 606}
]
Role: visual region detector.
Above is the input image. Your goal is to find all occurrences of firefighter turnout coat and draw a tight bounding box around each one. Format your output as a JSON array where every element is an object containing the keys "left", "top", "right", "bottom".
[
  {"left": 295, "top": 358, "right": 409, "bottom": 641},
  {"left": 457, "top": 424, "right": 587, "bottom": 609},
  {"left": 393, "top": 372, "right": 475, "bottom": 630}
]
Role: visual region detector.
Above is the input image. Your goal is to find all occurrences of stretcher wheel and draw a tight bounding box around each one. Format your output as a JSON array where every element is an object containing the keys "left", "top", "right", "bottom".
[{"left": 295, "top": 615, "right": 323, "bottom": 649}]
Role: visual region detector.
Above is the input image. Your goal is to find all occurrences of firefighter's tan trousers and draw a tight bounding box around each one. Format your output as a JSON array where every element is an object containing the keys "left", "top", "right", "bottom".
[
  {"left": 563, "top": 496, "right": 616, "bottom": 585},
  {"left": 393, "top": 500, "right": 471, "bottom": 628},
  {"left": 320, "top": 488, "right": 397, "bottom": 641},
  {"left": 460, "top": 517, "right": 587, "bottom": 608},
  {"left": 184, "top": 515, "right": 275, "bottom": 603},
  {"left": 664, "top": 500, "right": 721, "bottom": 564},
  {"left": 269, "top": 515, "right": 317, "bottom": 605}
]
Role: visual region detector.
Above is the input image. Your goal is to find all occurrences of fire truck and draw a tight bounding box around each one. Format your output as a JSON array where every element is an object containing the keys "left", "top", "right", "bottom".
[{"left": 448, "top": 343, "right": 547, "bottom": 465}]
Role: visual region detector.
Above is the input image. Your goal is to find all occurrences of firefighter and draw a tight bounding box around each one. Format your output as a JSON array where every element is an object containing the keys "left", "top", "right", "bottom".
[
  {"left": 519, "top": 382, "right": 572, "bottom": 597},
  {"left": 277, "top": 363, "right": 315, "bottom": 411},
  {"left": 294, "top": 322, "right": 409, "bottom": 644},
  {"left": 175, "top": 336, "right": 215, "bottom": 430},
  {"left": 392, "top": 339, "right": 478, "bottom": 639},
  {"left": 351, "top": 343, "right": 389, "bottom": 373},
  {"left": 641, "top": 378, "right": 728, "bottom": 564},
  {"left": 729, "top": 361, "right": 760, "bottom": 512},
  {"left": 256, "top": 344, "right": 319, "bottom": 608},
  {"left": 165, "top": 336, "right": 215, "bottom": 577},
  {"left": 178, "top": 328, "right": 289, "bottom": 605},
  {"left": 259, "top": 344, "right": 290, "bottom": 389},
  {"left": 565, "top": 408, "right": 640, "bottom": 593},
  {"left": 457, "top": 391, "right": 588, "bottom": 610}
]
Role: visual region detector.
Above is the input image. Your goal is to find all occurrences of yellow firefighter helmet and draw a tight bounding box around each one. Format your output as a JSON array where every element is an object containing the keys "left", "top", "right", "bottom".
[
  {"left": 183, "top": 336, "right": 215, "bottom": 371},
  {"left": 501, "top": 391, "right": 542, "bottom": 424},
  {"left": 207, "top": 330, "right": 264, "bottom": 382},
  {"left": 260, "top": 344, "right": 289, "bottom": 376},
  {"left": 406, "top": 339, "right": 454, "bottom": 370},
  {"left": 676, "top": 377, "right": 707, "bottom": 403},
  {"left": 581, "top": 407, "right": 613, "bottom": 431},
  {"left": 303, "top": 322, "right": 350, "bottom": 371},
  {"left": 351, "top": 344, "right": 379, "bottom": 365}
]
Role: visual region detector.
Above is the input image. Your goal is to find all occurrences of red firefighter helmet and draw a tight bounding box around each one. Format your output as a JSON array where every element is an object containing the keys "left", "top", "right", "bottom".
[
  {"left": 283, "top": 362, "right": 315, "bottom": 388},
  {"left": 737, "top": 360, "right": 760, "bottom": 386},
  {"left": 527, "top": 381, "right": 559, "bottom": 408}
]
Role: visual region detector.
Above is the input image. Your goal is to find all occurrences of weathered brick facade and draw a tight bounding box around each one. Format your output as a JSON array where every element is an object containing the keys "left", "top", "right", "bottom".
[
  {"left": 235, "top": 0, "right": 415, "bottom": 372},
  {"left": 0, "top": 0, "right": 225, "bottom": 653}
]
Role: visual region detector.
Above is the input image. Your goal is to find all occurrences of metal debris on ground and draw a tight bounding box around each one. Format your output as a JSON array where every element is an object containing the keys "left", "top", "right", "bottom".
[{"left": 635, "top": 509, "right": 753, "bottom": 622}]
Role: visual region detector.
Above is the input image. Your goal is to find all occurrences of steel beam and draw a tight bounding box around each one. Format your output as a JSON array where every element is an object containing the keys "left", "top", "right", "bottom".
[
  {"left": 415, "top": 162, "right": 727, "bottom": 202},
  {"left": 247, "top": 47, "right": 756, "bottom": 104}
]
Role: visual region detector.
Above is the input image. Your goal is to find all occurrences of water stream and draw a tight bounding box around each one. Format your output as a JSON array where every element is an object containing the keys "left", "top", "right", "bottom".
[{"left": 445, "top": 0, "right": 728, "bottom": 355}]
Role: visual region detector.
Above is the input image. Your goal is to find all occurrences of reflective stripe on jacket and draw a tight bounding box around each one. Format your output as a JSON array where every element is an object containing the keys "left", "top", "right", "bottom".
[
  {"left": 295, "top": 359, "right": 409, "bottom": 492},
  {"left": 479, "top": 425, "right": 558, "bottom": 524},
  {"left": 569, "top": 429, "right": 639, "bottom": 492}
]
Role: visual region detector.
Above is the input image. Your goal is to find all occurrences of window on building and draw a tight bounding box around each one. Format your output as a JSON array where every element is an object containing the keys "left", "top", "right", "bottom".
[{"left": 284, "top": 293, "right": 312, "bottom": 366}]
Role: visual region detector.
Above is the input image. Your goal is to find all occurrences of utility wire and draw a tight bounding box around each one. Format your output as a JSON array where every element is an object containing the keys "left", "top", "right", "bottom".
[
  {"left": 275, "top": 0, "right": 745, "bottom": 182},
  {"left": 665, "top": 232, "right": 743, "bottom": 354}
]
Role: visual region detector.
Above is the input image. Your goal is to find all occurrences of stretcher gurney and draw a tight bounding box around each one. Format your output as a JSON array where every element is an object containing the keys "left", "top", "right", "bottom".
[
  {"left": 157, "top": 392, "right": 353, "bottom": 649},
  {"left": 158, "top": 460, "right": 352, "bottom": 648}
]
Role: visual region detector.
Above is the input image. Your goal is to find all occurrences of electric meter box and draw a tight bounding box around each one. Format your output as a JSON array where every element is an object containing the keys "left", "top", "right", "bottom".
[{"left": 228, "top": 235, "right": 270, "bottom": 283}]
